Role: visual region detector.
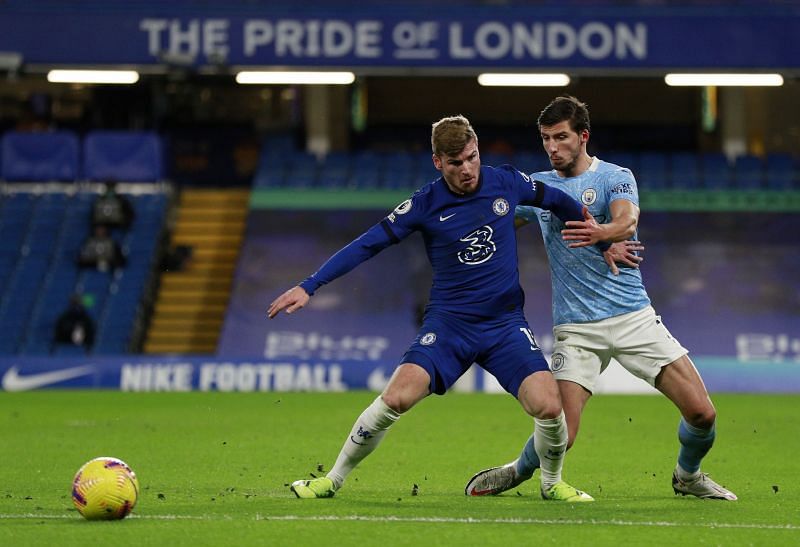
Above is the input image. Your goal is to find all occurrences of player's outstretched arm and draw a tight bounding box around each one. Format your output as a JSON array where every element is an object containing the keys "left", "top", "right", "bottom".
[{"left": 268, "top": 286, "right": 310, "bottom": 318}]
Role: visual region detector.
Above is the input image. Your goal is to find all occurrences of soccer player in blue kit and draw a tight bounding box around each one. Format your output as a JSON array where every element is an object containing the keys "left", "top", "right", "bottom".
[
  {"left": 268, "top": 115, "right": 598, "bottom": 502},
  {"left": 465, "top": 96, "right": 737, "bottom": 500}
]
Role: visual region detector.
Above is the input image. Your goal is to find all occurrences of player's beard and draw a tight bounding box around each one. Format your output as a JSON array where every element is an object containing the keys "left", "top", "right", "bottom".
[{"left": 552, "top": 149, "right": 582, "bottom": 176}]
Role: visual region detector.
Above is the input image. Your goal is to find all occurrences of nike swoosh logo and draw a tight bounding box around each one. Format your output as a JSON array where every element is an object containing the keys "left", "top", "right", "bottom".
[
  {"left": 2, "top": 365, "right": 95, "bottom": 392},
  {"left": 439, "top": 213, "right": 456, "bottom": 221}
]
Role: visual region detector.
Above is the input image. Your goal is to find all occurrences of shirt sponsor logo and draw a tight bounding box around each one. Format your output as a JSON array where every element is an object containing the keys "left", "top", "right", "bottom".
[{"left": 612, "top": 182, "right": 635, "bottom": 195}]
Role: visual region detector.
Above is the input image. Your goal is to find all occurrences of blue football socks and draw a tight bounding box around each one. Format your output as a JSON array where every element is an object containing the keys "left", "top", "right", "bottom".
[{"left": 677, "top": 417, "right": 715, "bottom": 474}]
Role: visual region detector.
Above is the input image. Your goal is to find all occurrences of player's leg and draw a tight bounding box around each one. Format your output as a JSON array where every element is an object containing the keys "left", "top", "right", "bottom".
[
  {"left": 466, "top": 317, "right": 592, "bottom": 501},
  {"left": 558, "top": 379, "right": 592, "bottom": 450},
  {"left": 516, "top": 371, "right": 592, "bottom": 501},
  {"left": 655, "top": 356, "right": 737, "bottom": 500},
  {"left": 291, "top": 363, "right": 429, "bottom": 499},
  {"left": 466, "top": 321, "right": 600, "bottom": 499},
  {"left": 614, "top": 307, "right": 736, "bottom": 500}
]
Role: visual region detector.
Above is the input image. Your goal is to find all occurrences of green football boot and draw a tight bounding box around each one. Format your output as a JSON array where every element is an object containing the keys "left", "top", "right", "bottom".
[
  {"left": 541, "top": 481, "right": 594, "bottom": 502},
  {"left": 290, "top": 477, "right": 336, "bottom": 499}
]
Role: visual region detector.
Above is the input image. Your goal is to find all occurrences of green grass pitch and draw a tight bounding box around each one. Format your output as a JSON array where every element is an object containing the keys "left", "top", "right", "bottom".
[{"left": 1, "top": 391, "right": 799, "bottom": 546}]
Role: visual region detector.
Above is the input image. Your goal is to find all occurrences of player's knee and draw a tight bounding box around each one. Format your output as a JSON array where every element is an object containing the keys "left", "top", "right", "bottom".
[
  {"left": 533, "top": 401, "right": 562, "bottom": 420},
  {"left": 686, "top": 407, "right": 716, "bottom": 430},
  {"left": 380, "top": 392, "right": 413, "bottom": 414}
]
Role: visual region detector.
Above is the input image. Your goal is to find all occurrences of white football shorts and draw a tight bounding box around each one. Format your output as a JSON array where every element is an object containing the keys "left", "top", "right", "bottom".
[{"left": 550, "top": 306, "right": 688, "bottom": 394}]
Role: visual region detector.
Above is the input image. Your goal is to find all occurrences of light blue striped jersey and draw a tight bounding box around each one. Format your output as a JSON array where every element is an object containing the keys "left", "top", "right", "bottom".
[{"left": 516, "top": 157, "right": 650, "bottom": 325}]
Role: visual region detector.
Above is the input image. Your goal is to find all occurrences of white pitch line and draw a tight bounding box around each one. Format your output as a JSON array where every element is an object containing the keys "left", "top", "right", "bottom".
[{"left": 1, "top": 513, "right": 799, "bottom": 531}]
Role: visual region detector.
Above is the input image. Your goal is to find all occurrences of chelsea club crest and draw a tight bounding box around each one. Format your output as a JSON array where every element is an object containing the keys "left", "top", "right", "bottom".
[{"left": 493, "top": 198, "right": 509, "bottom": 216}]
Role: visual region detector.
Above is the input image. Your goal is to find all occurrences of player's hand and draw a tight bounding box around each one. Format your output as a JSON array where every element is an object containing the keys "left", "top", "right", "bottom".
[
  {"left": 267, "top": 286, "right": 310, "bottom": 318},
  {"left": 562, "top": 206, "right": 606, "bottom": 248},
  {"left": 602, "top": 240, "right": 645, "bottom": 276}
]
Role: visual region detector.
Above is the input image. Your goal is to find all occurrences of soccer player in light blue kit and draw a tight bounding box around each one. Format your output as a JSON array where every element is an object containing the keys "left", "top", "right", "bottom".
[
  {"left": 465, "top": 96, "right": 737, "bottom": 500},
  {"left": 268, "top": 115, "right": 598, "bottom": 502}
]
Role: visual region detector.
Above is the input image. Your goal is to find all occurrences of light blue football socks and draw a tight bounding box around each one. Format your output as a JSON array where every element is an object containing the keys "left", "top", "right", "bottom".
[{"left": 677, "top": 417, "right": 715, "bottom": 475}]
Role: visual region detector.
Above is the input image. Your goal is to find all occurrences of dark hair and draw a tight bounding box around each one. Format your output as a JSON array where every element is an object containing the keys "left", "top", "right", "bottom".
[{"left": 537, "top": 95, "right": 591, "bottom": 135}]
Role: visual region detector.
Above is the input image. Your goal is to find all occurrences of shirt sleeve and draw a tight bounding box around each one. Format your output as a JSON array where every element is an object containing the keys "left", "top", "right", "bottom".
[
  {"left": 606, "top": 168, "right": 639, "bottom": 207},
  {"left": 530, "top": 180, "right": 584, "bottom": 223}
]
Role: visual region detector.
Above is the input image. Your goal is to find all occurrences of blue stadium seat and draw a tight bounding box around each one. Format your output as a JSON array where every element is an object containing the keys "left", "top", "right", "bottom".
[
  {"left": 480, "top": 152, "right": 513, "bottom": 169},
  {"left": 637, "top": 152, "right": 669, "bottom": 190},
  {"left": 283, "top": 151, "right": 319, "bottom": 188},
  {"left": 669, "top": 152, "right": 701, "bottom": 189},
  {"left": 1, "top": 130, "right": 80, "bottom": 182},
  {"left": 318, "top": 152, "right": 351, "bottom": 188},
  {"left": 513, "top": 151, "right": 551, "bottom": 174},
  {"left": 382, "top": 152, "right": 415, "bottom": 190},
  {"left": 83, "top": 131, "right": 163, "bottom": 182},
  {"left": 415, "top": 152, "right": 440, "bottom": 187},
  {"left": 700, "top": 153, "right": 734, "bottom": 190},
  {"left": 0, "top": 193, "right": 36, "bottom": 220},
  {"left": 765, "top": 153, "right": 796, "bottom": 190},
  {"left": 348, "top": 151, "right": 382, "bottom": 189},
  {"left": 734, "top": 154, "right": 765, "bottom": 190},
  {"left": 600, "top": 152, "right": 638, "bottom": 175}
]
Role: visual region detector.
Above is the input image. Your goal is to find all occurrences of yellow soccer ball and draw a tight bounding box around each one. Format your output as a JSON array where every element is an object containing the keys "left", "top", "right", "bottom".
[{"left": 71, "top": 457, "right": 139, "bottom": 520}]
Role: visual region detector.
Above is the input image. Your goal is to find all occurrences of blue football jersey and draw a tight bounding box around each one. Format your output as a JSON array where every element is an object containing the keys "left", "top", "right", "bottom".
[
  {"left": 517, "top": 157, "right": 651, "bottom": 325},
  {"left": 300, "top": 164, "right": 584, "bottom": 319}
]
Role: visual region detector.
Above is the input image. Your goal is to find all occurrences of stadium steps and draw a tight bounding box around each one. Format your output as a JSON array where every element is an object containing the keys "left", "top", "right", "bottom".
[{"left": 144, "top": 188, "right": 249, "bottom": 354}]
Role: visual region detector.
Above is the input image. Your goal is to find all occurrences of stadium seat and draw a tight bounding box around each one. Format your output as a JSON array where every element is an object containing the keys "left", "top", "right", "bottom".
[
  {"left": 318, "top": 152, "right": 351, "bottom": 188},
  {"left": 601, "top": 152, "right": 638, "bottom": 176},
  {"left": 382, "top": 151, "right": 415, "bottom": 190},
  {"left": 669, "top": 152, "right": 701, "bottom": 189},
  {"left": 415, "top": 152, "right": 441, "bottom": 187},
  {"left": 734, "top": 154, "right": 765, "bottom": 190},
  {"left": 765, "top": 153, "right": 796, "bottom": 190},
  {"left": 513, "top": 151, "right": 551, "bottom": 174},
  {"left": 1, "top": 130, "right": 80, "bottom": 182},
  {"left": 700, "top": 153, "right": 734, "bottom": 190},
  {"left": 348, "top": 151, "right": 382, "bottom": 189},
  {"left": 284, "top": 151, "right": 319, "bottom": 188},
  {"left": 637, "top": 152, "right": 669, "bottom": 190}
]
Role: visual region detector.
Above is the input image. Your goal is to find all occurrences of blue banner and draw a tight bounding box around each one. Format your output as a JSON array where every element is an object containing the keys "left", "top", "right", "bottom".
[
  {"left": 1, "top": 355, "right": 798, "bottom": 393},
  {"left": 0, "top": 5, "right": 799, "bottom": 69}
]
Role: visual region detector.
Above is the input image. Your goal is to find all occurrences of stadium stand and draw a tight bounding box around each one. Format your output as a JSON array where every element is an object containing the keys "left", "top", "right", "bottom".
[
  {"left": 0, "top": 188, "right": 168, "bottom": 355},
  {"left": 249, "top": 145, "right": 799, "bottom": 192}
]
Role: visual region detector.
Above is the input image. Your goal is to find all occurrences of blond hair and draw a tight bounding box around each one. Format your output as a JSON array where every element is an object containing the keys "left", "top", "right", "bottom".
[{"left": 431, "top": 115, "right": 477, "bottom": 156}]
